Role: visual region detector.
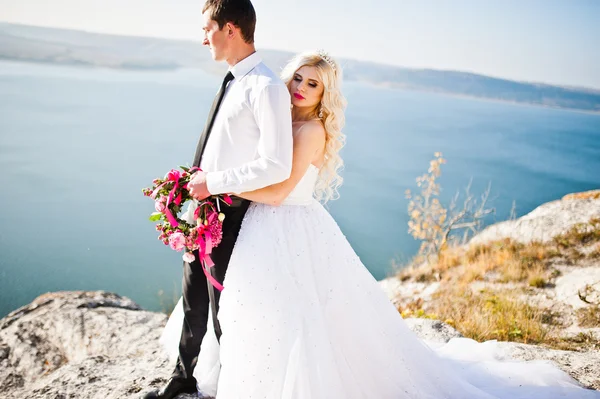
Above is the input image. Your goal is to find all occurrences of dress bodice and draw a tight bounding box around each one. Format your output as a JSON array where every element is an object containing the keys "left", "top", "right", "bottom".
[{"left": 280, "top": 164, "right": 319, "bottom": 206}]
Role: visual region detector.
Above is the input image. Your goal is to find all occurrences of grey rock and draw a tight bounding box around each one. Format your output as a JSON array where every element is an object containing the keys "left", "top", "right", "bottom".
[
  {"left": 403, "top": 318, "right": 464, "bottom": 342},
  {"left": 403, "top": 319, "right": 600, "bottom": 389},
  {"left": 0, "top": 291, "right": 177, "bottom": 399},
  {"left": 497, "top": 341, "right": 600, "bottom": 390},
  {"left": 2, "top": 281, "right": 598, "bottom": 397},
  {"left": 470, "top": 191, "right": 600, "bottom": 245}
]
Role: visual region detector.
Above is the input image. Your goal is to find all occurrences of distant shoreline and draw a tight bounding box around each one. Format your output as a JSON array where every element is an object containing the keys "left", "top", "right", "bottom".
[
  {"left": 370, "top": 80, "right": 600, "bottom": 116},
  {"left": 2, "top": 57, "right": 598, "bottom": 115},
  {"left": 1, "top": 21, "right": 599, "bottom": 113},
  {"left": 0, "top": 56, "right": 180, "bottom": 72}
]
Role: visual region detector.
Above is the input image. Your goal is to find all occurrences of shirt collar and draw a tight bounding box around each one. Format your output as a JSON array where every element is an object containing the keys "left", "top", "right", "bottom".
[{"left": 229, "top": 52, "right": 262, "bottom": 80}]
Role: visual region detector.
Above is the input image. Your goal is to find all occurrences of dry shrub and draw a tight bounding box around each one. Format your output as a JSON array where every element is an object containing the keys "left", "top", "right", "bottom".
[
  {"left": 399, "top": 158, "right": 600, "bottom": 349},
  {"left": 406, "top": 153, "right": 493, "bottom": 262}
]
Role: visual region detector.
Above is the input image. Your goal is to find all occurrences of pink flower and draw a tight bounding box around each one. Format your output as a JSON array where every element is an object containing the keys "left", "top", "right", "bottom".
[
  {"left": 208, "top": 221, "right": 223, "bottom": 246},
  {"left": 185, "top": 236, "right": 197, "bottom": 248},
  {"left": 155, "top": 200, "right": 166, "bottom": 213},
  {"left": 169, "top": 232, "right": 186, "bottom": 251},
  {"left": 182, "top": 252, "right": 195, "bottom": 263},
  {"left": 166, "top": 169, "right": 182, "bottom": 181}
]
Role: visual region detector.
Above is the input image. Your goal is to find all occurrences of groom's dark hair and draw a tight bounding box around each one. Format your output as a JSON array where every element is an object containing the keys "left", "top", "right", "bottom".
[{"left": 203, "top": 0, "right": 256, "bottom": 44}]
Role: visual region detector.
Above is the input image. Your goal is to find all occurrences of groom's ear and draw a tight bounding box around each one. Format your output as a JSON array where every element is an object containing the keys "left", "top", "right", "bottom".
[{"left": 224, "top": 22, "right": 237, "bottom": 39}]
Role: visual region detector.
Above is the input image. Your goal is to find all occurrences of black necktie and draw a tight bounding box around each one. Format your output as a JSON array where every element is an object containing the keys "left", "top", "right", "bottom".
[{"left": 192, "top": 71, "right": 235, "bottom": 167}]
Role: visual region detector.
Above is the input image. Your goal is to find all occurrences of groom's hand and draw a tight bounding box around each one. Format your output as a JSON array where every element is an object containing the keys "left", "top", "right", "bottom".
[{"left": 188, "top": 171, "right": 211, "bottom": 200}]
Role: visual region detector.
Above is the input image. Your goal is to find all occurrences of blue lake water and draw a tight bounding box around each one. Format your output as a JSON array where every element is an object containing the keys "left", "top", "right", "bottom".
[{"left": 1, "top": 61, "right": 599, "bottom": 317}]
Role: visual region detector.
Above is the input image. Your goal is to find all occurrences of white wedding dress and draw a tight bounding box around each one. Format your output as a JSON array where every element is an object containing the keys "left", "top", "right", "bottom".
[{"left": 160, "top": 164, "right": 599, "bottom": 399}]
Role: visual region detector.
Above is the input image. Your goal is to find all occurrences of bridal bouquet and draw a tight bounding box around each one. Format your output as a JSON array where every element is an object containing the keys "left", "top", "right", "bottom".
[{"left": 142, "top": 166, "right": 232, "bottom": 291}]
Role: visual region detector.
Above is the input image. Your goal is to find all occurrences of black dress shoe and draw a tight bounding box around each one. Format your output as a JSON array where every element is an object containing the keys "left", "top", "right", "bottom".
[{"left": 142, "top": 377, "right": 198, "bottom": 399}]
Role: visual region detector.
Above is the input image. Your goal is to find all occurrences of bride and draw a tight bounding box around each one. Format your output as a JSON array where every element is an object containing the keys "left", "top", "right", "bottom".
[{"left": 160, "top": 50, "right": 600, "bottom": 399}]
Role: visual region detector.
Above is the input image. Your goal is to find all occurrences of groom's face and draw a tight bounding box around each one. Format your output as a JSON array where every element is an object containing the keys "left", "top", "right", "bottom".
[{"left": 202, "top": 11, "right": 228, "bottom": 61}]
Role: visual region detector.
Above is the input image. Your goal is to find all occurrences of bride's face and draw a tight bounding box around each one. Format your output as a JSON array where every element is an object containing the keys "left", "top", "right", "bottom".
[{"left": 289, "top": 66, "right": 325, "bottom": 110}]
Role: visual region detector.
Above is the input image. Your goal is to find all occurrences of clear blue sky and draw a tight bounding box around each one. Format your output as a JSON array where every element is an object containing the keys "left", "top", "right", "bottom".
[{"left": 1, "top": 0, "right": 599, "bottom": 88}]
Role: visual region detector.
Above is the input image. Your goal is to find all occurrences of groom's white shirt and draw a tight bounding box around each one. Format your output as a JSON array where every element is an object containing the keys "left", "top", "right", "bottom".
[{"left": 201, "top": 52, "right": 293, "bottom": 195}]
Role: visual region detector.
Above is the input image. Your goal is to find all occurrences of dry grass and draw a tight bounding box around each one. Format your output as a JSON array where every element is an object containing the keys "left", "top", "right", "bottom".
[
  {"left": 577, "top": 305, "right": 600, "bottom": 328},
  {"left": 546, "top": 332, "right": 600, "bottom": 352},
  {"left": 553, "top": 218, "right": 600, "bottom": 252},
  {"left": 403, "top": 160, "right": 600, "bottom": 351},
  {"left": 399, "top": 238, "right": 558, "bottom": 287},
  {"left": 588, "top": 243, "right": 600, "bottom": 259},
  {"left": 395, "top": 217, "right": 600, "bottom": 349},
  {"left": 528, "top": 274, "right": 548, "bottom": 288},
  {"left": 562, "top": 190, "right": 600, "bottom": 200},
  {"left": 429, "top": 287, "right": 548, "bottom": 344},
  {"left": 399, "top": 218, "right": 600, "bottom": 286}
]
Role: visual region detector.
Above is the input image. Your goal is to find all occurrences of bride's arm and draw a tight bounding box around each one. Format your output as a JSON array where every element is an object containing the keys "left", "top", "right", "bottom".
[{"left": 237, "top": 123, "right": 325, "bottom": 206}]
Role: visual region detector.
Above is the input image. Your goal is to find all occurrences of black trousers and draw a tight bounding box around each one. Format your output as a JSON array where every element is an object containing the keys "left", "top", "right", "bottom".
[{"left": 172, "top": 198, "right": 250, "bottom": 381}]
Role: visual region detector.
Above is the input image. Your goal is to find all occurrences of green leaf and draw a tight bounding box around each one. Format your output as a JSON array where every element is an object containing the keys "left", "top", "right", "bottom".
[
  {"left": 149, "top": 212, "right": 162, "bottom": 222},
  {"left": 179, "top": 165, "right": 190, "bottom": 172}
]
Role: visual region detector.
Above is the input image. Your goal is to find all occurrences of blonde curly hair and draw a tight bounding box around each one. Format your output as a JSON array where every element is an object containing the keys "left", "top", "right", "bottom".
[{"left": 280, "top": 51, "right": 347, "bottom": 203}]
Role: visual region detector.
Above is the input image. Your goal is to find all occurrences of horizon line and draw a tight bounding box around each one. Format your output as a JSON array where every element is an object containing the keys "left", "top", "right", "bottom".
[{"left": 1, "top": 19, "right": 599, "bottom": 92}]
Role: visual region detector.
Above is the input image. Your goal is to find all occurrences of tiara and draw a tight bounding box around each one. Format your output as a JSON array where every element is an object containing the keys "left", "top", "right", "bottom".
[{"left": 316, "top": 49, "right": 336, "bottom": 72}]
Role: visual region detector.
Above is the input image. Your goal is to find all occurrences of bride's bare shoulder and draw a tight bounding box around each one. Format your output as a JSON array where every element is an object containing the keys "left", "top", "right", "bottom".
[{"left": 293, "top": 119, "right": 326, "bottom": 141}]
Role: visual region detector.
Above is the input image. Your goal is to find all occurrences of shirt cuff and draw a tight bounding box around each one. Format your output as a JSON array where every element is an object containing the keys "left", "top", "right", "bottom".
[{"left": 205, "top": 171, "right": 226, "bottom": 195}]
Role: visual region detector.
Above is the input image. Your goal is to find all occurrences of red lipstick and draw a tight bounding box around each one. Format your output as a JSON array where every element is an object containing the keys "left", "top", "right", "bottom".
[{"left": 293, "top": 93, "right": 305, "bottom": 100}]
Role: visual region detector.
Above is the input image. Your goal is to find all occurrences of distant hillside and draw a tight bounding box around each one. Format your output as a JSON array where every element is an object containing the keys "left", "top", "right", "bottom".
[{"left": 1, "top": 22, "right": 599, "bottom": 112}]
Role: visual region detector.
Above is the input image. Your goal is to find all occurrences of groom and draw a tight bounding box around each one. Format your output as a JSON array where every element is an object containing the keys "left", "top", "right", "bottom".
[{"left": 143, "top": 1, "right": 293, "bottom": 398}]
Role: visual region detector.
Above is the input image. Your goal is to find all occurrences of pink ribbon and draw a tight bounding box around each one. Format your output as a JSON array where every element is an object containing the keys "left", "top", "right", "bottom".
[
  {"left": 195, "top": 228, "right": 223, "bottom": 291},
  {"left": 162, "top": 169, "right": 184, "bottom": 227},
  {"left": 169, "top": 166, "right": 226, "bottom": 292},
  {"left": 150, "top": 181, "right": 166, "bottom": 199},
  {"left": 150, "top": 181, "right": 178, "bottom": 226}
]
